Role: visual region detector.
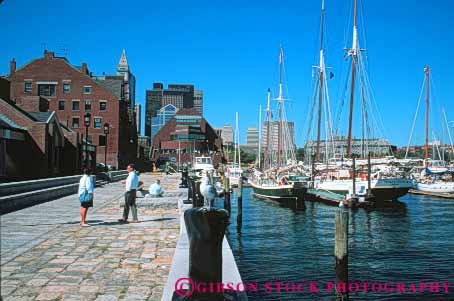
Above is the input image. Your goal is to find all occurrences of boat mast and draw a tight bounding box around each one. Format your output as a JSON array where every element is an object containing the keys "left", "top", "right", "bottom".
[
  {"left": 424, "top": 65, "right": 430, "bottom": 168},
  {"left": 264, "top": 88, "right": 272, "bottom": 170},
  {"left": 277, "top": 46, "right": 284, "bottom": 167},
  {"left": 235, "top": 112, "right": 241, "bottom": 168},
  {"left": 346, "top": 0, "right": 358, "bottom": 157},
  {"left": 315, "top": 0, "right": 325, "bottom": 162},
  {"left": 258, "top": 104, "right": 262, "bottom": 170}
]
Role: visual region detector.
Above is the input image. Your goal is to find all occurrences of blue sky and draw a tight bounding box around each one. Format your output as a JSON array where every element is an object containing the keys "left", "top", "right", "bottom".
[{"left": 2, "top": 0, "right": 454, "bottom": 147}]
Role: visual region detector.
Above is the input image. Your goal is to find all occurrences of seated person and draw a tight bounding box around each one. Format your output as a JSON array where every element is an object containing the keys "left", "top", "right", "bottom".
[{"left": 149, "top": 179, "right": 164, "bottom": 197}]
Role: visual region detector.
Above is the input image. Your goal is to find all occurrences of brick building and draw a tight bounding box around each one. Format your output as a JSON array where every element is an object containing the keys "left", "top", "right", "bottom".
[
  {"left": 7, "top": 50, "right": 137, "bottom": 169},
  {"left": 0, "top": 78, "right": 86, "bottom": 181},
  {"left": 150, "top": 109, "right": 224, "bottom": 167}
]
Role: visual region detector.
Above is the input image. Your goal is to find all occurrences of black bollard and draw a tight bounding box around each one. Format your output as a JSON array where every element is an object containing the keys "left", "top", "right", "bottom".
[
  {"left": 184, "top": 176, "right": 193, "bottom": 204},
  {"left": 180, "top": 167, "right": 189, "bottom": 188},
  {"left": 335, "top": 210, "right": 349, "bottom": 300},
  {"left": 194, "top": 181, "right": 204, "bottom": 208},
  {"left": 185, "top": 208, "right": 229, "bottom": 300}
]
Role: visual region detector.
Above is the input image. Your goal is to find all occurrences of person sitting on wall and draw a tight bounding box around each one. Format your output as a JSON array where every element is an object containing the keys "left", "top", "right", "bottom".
[{"left": 149, "top": 179, "right": 164, "bottom": 197}]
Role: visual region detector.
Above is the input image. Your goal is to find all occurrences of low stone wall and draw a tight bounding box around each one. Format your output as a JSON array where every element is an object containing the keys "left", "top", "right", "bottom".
[{"left": 0, "top": 171, "right": 128, "bottom": 215}]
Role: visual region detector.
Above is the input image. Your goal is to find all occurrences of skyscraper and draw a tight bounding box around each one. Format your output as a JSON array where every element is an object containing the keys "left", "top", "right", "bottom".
[
  {"left": 116, "top": 50, "right": 136, "bottom": 109},
  {"left": 246, "top": 127, "right": 259, "bottom": 150},
  {"left": 262, "top": 121, "right": 295, "bottom": 151}
]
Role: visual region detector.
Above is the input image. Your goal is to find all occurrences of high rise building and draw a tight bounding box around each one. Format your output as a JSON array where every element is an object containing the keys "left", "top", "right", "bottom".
[
  {"left": 116, "top": 50, "right": 136, "bottom": 109},
  {"left": 262, "top": 121, "right": 295, "bottom": 151},
  {"left": 135, "top": 104, "right": 141, "bottom": 134},
  {"left": 221, "top": 125, "right": 234, "bottom": 146},
  {"left": 246, "top": 127, "right": 259, "bottom": 150},
  {"left": 194, "top": 90, "right": 203, "bottom": 115},
  {"left": 145, "top": 83, "right": 203, "bottom": 137}
]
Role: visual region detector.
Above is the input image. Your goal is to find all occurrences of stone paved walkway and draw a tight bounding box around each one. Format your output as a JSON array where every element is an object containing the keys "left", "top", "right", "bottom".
[{"left": 1, "top": 173, "right": 181, "bottom": 301}]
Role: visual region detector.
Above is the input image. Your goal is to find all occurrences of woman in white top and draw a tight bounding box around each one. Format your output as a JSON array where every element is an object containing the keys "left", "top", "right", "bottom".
[{"left": 78, "top": 167, "right": 94, "bottom": 227}]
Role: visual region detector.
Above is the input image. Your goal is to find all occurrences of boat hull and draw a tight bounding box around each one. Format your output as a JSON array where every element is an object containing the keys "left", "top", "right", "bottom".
[
  {"left": 416, "top": 182, "right": 454, "bottom": 194},
  {"left": 315, "top": 179, "right": 412, "bottom": 201},
  {"left": 249, "top": 181, "right": 306, "bottom": 202}
]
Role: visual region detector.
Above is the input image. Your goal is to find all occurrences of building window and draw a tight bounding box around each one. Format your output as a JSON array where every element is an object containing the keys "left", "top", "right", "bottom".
[
  {"left": 38, "top": 84, "right": 56, "bottom": 97},
  {"left": 99, "top": 101, "right": 107, "bottom": 111},
  {"left": 63, "top": 83, "right": 71, "bottom": 94},
  {"left": 94, "top": 117, "right": 102, "bottom": 129},
  {"left": 58, "top": 100, "right": 65, "bottom": 110},
  {"left": 72, "top": 100, "right": 80, "bottom": 111},
  {"left": 72, "top": 117, "right": 79, "bottom": 129},
  {"left": 24, "top": 82, "right": 32, "bottom": 93},
  {"left": 85, "top": 100, "right": 92, "bottom": 112},
  {"left": 83, "top": 86, "right": 92, "bottom": 94},
  {"left": 99, "top": 135, "right": 106, "bottom": 146},
  {"left": 87, "top": 135, "right": 93, "bottom": 143}
]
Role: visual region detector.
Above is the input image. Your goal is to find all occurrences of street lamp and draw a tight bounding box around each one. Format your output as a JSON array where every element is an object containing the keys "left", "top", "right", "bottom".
[
  {"left": 84, "top": 112, "right": 91, "bottom": 168},
  {"left": 103, "top": 122, "right": 110, "bottom": 169}
]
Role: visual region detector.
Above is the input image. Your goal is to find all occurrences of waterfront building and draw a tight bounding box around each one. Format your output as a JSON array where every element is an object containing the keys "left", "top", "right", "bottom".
[
  {"left": 6, "top": 50, "right": 137, "bottom": 168},
  {"left": 0, "top": 77, "right": 88, "bottom": 180},
  {"left": 151, "top": 109, "right": 223, "bottom": 166},
  {"left": 145, "top": 83, "right": 203, "bottom": 137},
  {"left": 304, "top": 137, "right": 396, "bottom": 158}
]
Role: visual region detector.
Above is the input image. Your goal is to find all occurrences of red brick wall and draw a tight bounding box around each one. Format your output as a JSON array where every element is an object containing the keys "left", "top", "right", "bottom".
[{"left": 7, "top": 52, "right": 128, "bottom": 168}]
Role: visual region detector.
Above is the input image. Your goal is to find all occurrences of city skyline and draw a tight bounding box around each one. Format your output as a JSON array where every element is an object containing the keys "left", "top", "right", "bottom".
[{"left": 2, "top": 0, "right": 454, "bottom": 147}]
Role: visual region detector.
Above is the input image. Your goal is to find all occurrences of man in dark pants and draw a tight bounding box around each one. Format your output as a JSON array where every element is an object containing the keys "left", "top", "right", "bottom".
[{"left": 119, "top": 163, "right": 139, "bottom": 223}]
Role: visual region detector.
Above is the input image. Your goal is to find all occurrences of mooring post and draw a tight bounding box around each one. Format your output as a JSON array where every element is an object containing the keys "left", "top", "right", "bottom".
[
  {"left": 237, "top": 177, "right": 243, "bottom": 226},
  {"left": 335, "top": 210, "right": 349, "bottom": 300},
  {"left": 223, "top": 176, "right": 231, "bottom": 211}
]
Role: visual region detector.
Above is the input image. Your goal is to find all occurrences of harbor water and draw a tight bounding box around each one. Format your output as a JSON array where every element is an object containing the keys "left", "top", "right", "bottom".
[{"left": 216, "top": 187, "right": 454, "bottom": 300}]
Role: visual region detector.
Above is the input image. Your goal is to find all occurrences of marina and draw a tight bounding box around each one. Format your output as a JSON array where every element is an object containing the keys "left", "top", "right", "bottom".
[{"left": 221, "top": 187, "right": 454, "bottom": 300}]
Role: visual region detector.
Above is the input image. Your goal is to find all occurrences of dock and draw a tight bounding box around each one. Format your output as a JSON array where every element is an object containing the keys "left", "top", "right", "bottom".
[{"left": 409, "top": 189, "right": 454, "bottom": 199}]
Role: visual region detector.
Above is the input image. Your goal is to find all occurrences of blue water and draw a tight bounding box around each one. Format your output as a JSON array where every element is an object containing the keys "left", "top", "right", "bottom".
[{"left": 217, "top": 188, "right": 454, "bottom": 300}]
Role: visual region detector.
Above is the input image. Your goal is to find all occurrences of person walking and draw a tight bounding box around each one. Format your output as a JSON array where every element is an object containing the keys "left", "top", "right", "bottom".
[
  {"left": 119, "top": 163, "right": 139, "bottom": 223},
  {"left": 78, "top": 167, "right": 94, "bottom": 227}
]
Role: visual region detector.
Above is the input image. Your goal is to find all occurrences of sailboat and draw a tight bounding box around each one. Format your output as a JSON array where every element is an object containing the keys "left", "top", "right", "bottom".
[
  {"left": 309, "top": 0, "right": 413, "bottom": 203},
  {"left": 249, "top": 47, "right": 307, "bottom": 202},
  {"left": 225, "top": 112, "right": 243, "bottom": 187},
  {"left": 407, "top": 66, "right": 454, "bottom": 195}
]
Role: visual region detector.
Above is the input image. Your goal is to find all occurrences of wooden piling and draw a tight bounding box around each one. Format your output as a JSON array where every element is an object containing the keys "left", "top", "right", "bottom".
[
  {"left": 223, "top": 176, "right": 231, "bottom": 211},
  {"left": 335, "top": 210, "right": 349, "bottom": 300},
  {"left": 237, "top": 178, "right": 243, "bottom": 226}
]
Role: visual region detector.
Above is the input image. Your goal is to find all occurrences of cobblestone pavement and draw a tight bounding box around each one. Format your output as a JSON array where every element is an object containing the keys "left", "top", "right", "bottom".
[{"left": 1, "top": 173, "right": 181, "bottom": 301}]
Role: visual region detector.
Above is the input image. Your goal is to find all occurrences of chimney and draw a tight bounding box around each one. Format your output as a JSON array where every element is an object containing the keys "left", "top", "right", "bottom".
[
  {"left": 44, "top": 50, "right": 54, "bottom": 60},
  {"left": 10, "top": 58, "right": 16, "bottom": 75},
  {"left": 81, "top": 63, "right": 87, "bottom": 75}
]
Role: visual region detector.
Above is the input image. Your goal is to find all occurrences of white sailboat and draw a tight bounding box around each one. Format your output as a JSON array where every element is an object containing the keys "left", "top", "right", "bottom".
[
  {"left": 407, "top": 66, "right": 454, "bottom": 195},
  {"left": 249, "top": 47, "right": 307, "bottom": 202},
  {"left": 308, "top": 0, "right": 413, "bottom": 202}
]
